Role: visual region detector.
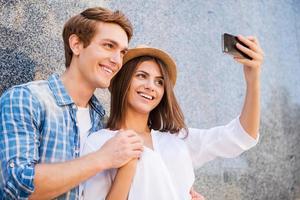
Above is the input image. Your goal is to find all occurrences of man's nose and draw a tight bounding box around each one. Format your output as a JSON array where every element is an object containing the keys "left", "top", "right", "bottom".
[{"left": 110, "top": 51, "right": 122, "bottom": 66}]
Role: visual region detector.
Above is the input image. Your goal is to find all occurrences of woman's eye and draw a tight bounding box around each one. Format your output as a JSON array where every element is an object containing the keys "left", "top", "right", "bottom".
[
  {"left": 157, "top": 80, "right": 164, "bottom": 86},
  {"left": 137, "top": 73, "right": 146, "bottom": 78}
]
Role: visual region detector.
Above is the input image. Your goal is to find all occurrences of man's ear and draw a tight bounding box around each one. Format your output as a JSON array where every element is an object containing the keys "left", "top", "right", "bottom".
[{"left": 69, "top": 34, "right": 82, "bottom": 56}]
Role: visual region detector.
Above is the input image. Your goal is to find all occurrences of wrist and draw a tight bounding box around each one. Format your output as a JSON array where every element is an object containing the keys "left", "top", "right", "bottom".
[
  {"left": 245, "top": 72, "right": 260, "bottom": 86},
  {"left": 120, "top": 159, "right": 138, "bottom": 170},
  {"left": 89, "top": 150, "right": 111, "bottom": 172}
]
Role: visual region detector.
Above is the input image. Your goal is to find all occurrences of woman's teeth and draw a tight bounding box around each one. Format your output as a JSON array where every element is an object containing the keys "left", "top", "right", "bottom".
[{"left": 139, "top": 92, "right": 153, "bottom": 100}]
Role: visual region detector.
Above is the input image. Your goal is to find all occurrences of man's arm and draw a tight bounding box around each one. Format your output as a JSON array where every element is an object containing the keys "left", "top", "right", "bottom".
[
  {"left": 30, "top": 138, "right": 142, "bottom": 200},
  {"left": 0, "top": 87, "right": 40, "bottom": 199},
  {"left": 0, "top": 87, "right": 143, "bottom": 199},
  {"left": 235, "top": 35, "right": 264, "bottom": 139},
  {"left": 30, "top": 152, "right": 106, "bottom": 200}
]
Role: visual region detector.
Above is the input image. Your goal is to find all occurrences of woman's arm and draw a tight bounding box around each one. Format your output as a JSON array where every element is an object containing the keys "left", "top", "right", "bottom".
[
  {"left": 183, "top": 36, "right": 263, "bottom": 168},
  {"left": 106, "top": 158, "right": 138, "bottom": 200},
  {"left": 234, "top": 35, "right": 264, "bottom": 139}
]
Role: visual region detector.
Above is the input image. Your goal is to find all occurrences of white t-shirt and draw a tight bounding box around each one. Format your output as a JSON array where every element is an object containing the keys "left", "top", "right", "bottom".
[
  {"left": 76, "top": 106, "right": 92, "bottom": 199},
  {"left": 76, "top": 106, "right": 92, "bottom": 154},
  {"left": 82, "top": 117, "right": 258, "bottom": 200}
]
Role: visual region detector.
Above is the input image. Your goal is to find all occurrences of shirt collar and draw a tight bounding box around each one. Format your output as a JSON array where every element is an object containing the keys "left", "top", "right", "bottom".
[
  {"left": 89, "top": 95, "right": 105, "bottom": 117},
  {"left": 47, "top": 73, "right": 105, "bottom": 117},
  {"left": 48, "top": 73, "right": 73, "bottom": 106}
]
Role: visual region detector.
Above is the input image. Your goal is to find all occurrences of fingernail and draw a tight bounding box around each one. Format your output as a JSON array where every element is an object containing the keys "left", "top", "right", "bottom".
[{"left": 238, "top": 35, "right": 244, "bottom": 40}]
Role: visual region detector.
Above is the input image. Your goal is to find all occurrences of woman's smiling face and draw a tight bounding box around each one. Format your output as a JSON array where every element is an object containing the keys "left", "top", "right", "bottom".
[{"left": 126, "top": 60, "right": 165, "bottom": 115}]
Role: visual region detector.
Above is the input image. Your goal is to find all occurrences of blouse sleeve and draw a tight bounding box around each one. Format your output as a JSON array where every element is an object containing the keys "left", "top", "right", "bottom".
[{"left": 180, "top": 117, "right": 259, "bottom": 168}]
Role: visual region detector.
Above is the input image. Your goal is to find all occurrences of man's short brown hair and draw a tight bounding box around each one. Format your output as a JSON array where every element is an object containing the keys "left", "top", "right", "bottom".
[{"left": 62, "top": 7, "right": 133, "bottom": 68}]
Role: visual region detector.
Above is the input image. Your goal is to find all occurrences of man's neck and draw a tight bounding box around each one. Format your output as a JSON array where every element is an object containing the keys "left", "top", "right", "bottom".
[{"left": 61, "top": 68, "right": 95, "bottom": 108}]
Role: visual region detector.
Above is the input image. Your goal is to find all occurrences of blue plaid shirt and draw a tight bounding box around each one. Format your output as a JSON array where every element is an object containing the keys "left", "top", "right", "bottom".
[{"left": 0, "top": 74, "right": 105, "bottom": 199}]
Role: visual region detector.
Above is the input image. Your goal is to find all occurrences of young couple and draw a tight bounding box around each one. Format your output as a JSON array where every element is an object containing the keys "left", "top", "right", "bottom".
[{"left": 0, "top": 6, "right": 263, "bottom": 200}]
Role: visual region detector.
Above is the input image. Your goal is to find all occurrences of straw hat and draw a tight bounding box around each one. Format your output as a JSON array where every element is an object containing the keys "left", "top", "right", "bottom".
[{"left": 123, "top": 45, "right": 177, "bottom": 86}]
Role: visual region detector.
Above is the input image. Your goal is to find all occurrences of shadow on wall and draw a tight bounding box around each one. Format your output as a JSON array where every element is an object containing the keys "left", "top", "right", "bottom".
[
  {"left": 0, "top": 27, "right": 36, "bottom": 95},
  {"left": 240, "top": 86, "right": 300, "bottom": 199},
  {"left": 194, "top": 87, "right": 300, "bottom": 200},
  {"left": 0, "top": 0, "right": 18, "bottom": 6}
]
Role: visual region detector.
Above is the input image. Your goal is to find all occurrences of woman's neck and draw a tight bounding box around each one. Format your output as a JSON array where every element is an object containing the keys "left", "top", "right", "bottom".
[
  {"left": 121, "top": 108, "right": 154, "bottom": 149},
  {"left": 121, "top": 110, "right": 150, "bottom": 135}
]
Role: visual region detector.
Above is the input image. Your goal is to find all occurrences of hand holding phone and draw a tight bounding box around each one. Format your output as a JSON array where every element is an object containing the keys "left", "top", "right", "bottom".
[{"left": 222, "top": 33, "right": 252, "bottom": 60}]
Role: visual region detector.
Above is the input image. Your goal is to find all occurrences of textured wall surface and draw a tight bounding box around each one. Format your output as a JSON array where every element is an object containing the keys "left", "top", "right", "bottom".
[{"left": 1, "top": 0, "right": 299, "bottom": 199}]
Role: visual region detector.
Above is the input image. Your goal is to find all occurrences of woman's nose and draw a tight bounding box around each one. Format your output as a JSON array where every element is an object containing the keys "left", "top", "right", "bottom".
[{"left": 144, "top": 79, "right": 155, "bottom": 91}]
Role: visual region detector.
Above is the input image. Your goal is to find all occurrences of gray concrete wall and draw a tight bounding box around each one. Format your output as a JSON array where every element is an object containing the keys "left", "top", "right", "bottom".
[{"left": 1, "top": 0, "right": 299, "bottom": 199}]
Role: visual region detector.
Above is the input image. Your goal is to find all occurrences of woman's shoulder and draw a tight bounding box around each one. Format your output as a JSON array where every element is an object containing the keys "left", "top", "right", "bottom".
[
  {"left": 88, "top": 128, "right": 117, "bottom": 139},
  {"left": 153, "top": 129, "right": 188, "bottom": 139},
  {"left": 152, "top": 129, "right": 186, "bottom": 146},
  {"left": 84, "top": 129, "right": 118, "bottom": 151},
  {"left": 91, "top": 128, "right": 117, "bottom": 136}
]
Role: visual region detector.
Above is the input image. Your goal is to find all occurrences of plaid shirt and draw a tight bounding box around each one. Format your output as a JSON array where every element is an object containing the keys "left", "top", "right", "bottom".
[{"left": 0, "top": 74, "right": 105, "bottom": 200}]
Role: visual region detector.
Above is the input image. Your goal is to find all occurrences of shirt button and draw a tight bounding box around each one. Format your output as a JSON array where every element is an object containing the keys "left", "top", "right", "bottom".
[{"left": 9, "top": 161, "right": 15, "bottom": 168}]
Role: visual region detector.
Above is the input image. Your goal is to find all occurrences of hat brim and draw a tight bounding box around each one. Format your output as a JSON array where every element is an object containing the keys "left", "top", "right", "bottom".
[{"left": 123, "top": 47, "right": 177, "bottom": 86}]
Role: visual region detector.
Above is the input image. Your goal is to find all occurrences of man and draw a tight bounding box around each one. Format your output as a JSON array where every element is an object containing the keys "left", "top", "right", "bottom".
[
  {"left": 0, "top": 7, "right": 143, "bottom": 199},
  {"left": 0, "top": 7, "right": 203, "bottom": 200}
]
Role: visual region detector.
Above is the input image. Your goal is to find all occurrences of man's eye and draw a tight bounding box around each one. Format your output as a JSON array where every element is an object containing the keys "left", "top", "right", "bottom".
[
  {"left": 121, "top": 50, "right": 127, "bottom": 57},
  {"left": 104, "top": 43, "right": 113, "bottom": 48}
]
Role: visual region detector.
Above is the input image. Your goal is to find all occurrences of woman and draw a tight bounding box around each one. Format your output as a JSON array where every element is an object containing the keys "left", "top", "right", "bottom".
[{"left": 82, "top": 35, "right": 263, "bottom": 200}]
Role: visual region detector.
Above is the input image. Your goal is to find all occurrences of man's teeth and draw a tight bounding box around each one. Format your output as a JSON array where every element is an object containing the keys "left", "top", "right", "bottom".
[
  {"left": 139, "top": 93, "right": 153, "bottom": 100},
  {"left": 102, "top": 66, "right": 112, "bottom": 74}
]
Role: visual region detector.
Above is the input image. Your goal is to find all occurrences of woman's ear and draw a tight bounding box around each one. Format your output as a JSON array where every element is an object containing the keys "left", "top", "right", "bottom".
[{"left": 69, "top": 34, "right": 82, "bottom": 56}]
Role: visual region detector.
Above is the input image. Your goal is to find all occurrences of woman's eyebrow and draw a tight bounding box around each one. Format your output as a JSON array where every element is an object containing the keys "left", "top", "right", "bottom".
[
  {"left": 136, "top": 70, "right": 149, "bottom": 76},
  {"left": 136, "top": 70, "right": 164, "bottom": 79}
]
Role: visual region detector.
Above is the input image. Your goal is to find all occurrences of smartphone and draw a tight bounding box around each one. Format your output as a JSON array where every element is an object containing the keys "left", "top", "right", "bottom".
[{"left": 222, "top": 33, "right": 252, "bottom": 60}]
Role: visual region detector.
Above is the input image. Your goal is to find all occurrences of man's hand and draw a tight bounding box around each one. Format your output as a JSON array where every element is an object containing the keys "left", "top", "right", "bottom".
[
  {"left": 96, "top": 130, "right": 143, "bottom": 170},
  {"left": 190, "top": 187, "right": 205, "bottom": 200}
]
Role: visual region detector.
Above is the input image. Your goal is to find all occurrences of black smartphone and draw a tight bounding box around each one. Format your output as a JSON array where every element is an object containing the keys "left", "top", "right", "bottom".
[{"left": 222, "top": 33, "right": 252, "bottom": 60}]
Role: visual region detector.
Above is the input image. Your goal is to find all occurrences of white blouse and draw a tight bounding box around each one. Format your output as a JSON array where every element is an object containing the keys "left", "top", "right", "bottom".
[{"left": 81, "top": 117, "right": 258, "bottom": 200}]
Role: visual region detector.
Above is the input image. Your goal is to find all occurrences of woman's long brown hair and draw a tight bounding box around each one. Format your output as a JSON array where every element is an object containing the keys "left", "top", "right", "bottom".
[{"left": 107, "top": 56, "right": 187, "bottom": 134}]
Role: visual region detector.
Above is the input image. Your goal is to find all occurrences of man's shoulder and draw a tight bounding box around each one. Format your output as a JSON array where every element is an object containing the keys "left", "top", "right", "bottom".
[
  {"left": 23, "top": 79, "right": 49, "bottom": 92},
  {"left": 3, "top": 79, "right": 47, "bottom": 94},
  {"left": 0, "top": 79, "right": 50, "bottom": 105}
]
